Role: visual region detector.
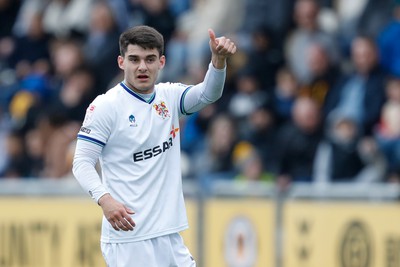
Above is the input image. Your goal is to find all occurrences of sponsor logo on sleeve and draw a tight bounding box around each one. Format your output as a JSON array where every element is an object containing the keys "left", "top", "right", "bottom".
[{"left": 80, "top": 127, "right": 91, "bottom": 134}]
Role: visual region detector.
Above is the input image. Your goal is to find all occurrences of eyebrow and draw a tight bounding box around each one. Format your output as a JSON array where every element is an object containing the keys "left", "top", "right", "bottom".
[{"left": 127, "top": 54, "right": 158, "bottom": 59}]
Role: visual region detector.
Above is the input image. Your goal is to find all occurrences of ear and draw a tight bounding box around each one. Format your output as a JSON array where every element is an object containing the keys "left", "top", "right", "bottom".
[
  {"left": 117, "top": 55, "right": 124, "bottom": 70},
  {"left": 159, "top": 55, "right": 166, "bottom": 69}
]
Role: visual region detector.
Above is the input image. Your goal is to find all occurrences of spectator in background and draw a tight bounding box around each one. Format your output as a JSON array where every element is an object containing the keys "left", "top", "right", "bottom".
[
  {"left": 6, "top": 11, "right": 51, "bottom": 69},
  {"left": 0, "top": 0, "right": 21, "bottom": 69},
  {"left": 24, "top": 127, "right": 44, "bottom": 177},
  {"left": 169, "top": 0, "right": 245, "bottom": 82},
  {"left": 232, "top": 141, "right": 274, "bottom": 183},
  {"left": 42, "top": 0, "right": 93, "bottom": 39},
  {"left": 356, "top": 0, "right": 393, "bottom": 38},
  {"left": 236, "top": 0, "right": 294, "bottom": 51},
  {"left": 298, "top": 41, "right": 340, "bottom": 112},
  {"left": 240, "top": 26, "right": 284, "bottom": 90},
  {"left": 8, "top": 66, "right": 52, "bottom": 129},
  {"left": 11, "top": 0, "right": 48, "bottom": 38},
  {"left": 243, "top": 104, "right": 278, "bottom": 175},
  {"left": 228, "top": 71, "right": 268, "bottom": 137},
  {"left": 193, "top": 113, "right": 237, "bottom": 183},
  {"left": 50, "top": 39, "right": 85, "bottom": 89},
  {"left": 2, "top": 130, "right": 30, "bottom": 177},
  {"left": 271, "top": 67, "right": 298, "bottom": 126},
  {"left": 378, "top": 2, "right": 400, "bottom": 77},
  {"left": 48, "top": 66, "right": 95, "bottom": 122},
  {"left": 180, "top": 103, "right": 217, "bottom": 157},
  {"left": 374, "top": 76, "right": 400, "bottom": 180},
  {"left": 42, "top": 118, "right": 80, "bottom": 178},
  {"left": 324, "top": 35, "right": 387, "bottom": 136},
  {"left": 0, "top": 0, "right": 21, "bottom": 39},
  {"left": 274, "top": 97, "right": 322, "bottom": 187},
  {"left": 140, "top": 0, "right": 176, "bottom": 46},
  {"left": 285, "top": 0, "right": 339, "bottom": 84},
  {"left": 313, "top": 110, "right": 386, "bottom": 184},
  {"left": 0, "top": 9, "right": 51, "bottom": 117},
  {"left": 83, "top": 1, "right": 121, "bottom": 93}
]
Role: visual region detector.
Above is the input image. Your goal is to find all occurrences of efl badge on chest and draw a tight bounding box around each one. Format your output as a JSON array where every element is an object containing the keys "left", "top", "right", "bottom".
[{"left": 153, "top": 101, "right": 170, "bottom": 120}]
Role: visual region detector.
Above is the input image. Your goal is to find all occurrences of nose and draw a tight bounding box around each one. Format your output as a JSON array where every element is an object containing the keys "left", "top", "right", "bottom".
[{"left": 138, "top": 60, "right": 147, "bottom": 71}]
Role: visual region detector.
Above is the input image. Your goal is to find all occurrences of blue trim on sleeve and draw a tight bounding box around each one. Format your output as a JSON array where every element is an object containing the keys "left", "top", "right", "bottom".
[
  {"left": 179, "top": 86, "right": 194, "bottom": 115},
  {"left": 77, "top": 134, "right": 106, "bottom": 147}
]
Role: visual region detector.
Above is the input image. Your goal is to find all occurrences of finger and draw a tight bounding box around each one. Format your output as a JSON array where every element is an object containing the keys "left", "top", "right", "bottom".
[
  {"left": 216, "top": 37, "right": 226, "bottom": 51},
  {"left": 231, "top": 45, "right": 237, "bottom": 54},
  {"left": 123, "top": 207, "right": 136, "bottom": 229},
  {"left": 110, "top": 220, "right": 120, "bottom": 231},
  {"left": 125, "top": 207, "right": 135, "bottom": 215},
  {"left": 117, "top": 215, "right": 134, "bottom": 231},
  {"left": 208, "top": 29, "right": 217, "bottom": 44},
  {"left": 228, "top": 42, "right": 237, "bottom": 54},
  {"left": 115, "top": 220, "right": 129, "bottom": 231},
  {"left": 125, "top": 216, "right": 136, "bottom": 228},
  {"left": 122, "top": 217, "right": 135, "bottom": 231}
]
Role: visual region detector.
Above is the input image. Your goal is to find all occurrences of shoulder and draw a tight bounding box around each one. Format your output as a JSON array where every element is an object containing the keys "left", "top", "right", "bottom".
[
  {"left": 83, "top": 86, "right": 121, "bottom": 125},
  {"left": 92, "top": 85, "right": 121, "bottom": 106},
  {"left": 155, "top": 82, "right": 192, "bottom": 99},
  {"left": 156, "top": 82, "right": 191, "bottom": 91}
]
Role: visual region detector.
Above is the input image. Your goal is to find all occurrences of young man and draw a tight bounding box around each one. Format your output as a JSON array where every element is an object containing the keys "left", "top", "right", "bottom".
[{"left": 72, "top": 25, "right": 236, "bottom": 266}]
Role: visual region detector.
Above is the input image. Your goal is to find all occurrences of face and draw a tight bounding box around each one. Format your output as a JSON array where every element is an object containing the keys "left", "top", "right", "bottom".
[
  {"left": 118, "top": 44, "right": 165, "bottom": 94},
  {"left": 351, "top": 38, "right": 377, "bottom": 75},
  {"left": 334, "top": 120, "right": 356, "bottom": 143},
  {"left": 308, "top": 44, "right": 329, "bottom": 76},
  {"left": 295, "top": 0, "right": 318, "bottom": 30}
]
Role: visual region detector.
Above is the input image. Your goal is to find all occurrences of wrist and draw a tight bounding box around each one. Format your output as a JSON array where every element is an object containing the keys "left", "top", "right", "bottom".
[
  {"left": 211, "top": 55, "right": 227, "bottom": 69},
  {"left": 98, "top": 193, "right": 111, "bottom": 206}
]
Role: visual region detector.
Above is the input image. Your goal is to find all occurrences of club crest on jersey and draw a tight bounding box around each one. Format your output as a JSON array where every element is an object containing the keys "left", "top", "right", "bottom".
[
  {"left": 153, "top": 101, "right": 170, "bottom": 119},
  {"left": 129, "top": 114, "right": 138, "bottom": 127}
]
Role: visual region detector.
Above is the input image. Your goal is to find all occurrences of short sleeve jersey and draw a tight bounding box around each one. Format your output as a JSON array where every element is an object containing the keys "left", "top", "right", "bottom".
[{"left": 78, "top": 82, "right": 192, "bottom": 243}]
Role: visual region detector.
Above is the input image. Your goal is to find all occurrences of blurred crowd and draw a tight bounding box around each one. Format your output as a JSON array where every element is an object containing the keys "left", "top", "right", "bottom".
[{"left": 0, "top": 0, "right": 400, "bottom": 189}]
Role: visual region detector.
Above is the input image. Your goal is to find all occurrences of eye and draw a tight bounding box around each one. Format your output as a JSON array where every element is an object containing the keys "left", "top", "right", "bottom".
[{"left": 147, "top": 58, "right": 156, "bottom": 63}]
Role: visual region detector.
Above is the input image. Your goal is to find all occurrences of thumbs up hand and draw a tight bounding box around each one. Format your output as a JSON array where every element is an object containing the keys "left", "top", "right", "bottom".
[{"left": 208, "top": 29, "right": 237, "bottom": 69}]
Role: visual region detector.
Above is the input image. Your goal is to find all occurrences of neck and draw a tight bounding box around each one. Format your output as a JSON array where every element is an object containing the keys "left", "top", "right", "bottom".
[{"left": 123, "top": 81, "right": 154, "bottom": 94}]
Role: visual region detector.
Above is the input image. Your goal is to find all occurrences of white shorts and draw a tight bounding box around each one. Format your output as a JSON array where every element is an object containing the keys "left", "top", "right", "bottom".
[{"left": 100, "top": 233, "right": 196, "bottom": 267}]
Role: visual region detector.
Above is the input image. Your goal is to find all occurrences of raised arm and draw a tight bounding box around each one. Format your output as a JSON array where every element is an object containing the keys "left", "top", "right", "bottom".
[{"left": 181, "top": 29, "right": 236, "bottom": 114}]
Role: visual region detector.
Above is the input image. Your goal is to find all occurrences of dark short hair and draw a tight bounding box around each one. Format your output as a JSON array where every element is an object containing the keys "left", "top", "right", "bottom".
[{"left": 119, "top": 25, "right": 164, "bottom": 57}]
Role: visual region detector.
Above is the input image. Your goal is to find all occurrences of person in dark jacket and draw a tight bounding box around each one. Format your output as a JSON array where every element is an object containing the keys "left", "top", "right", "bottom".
[
  {"left": 275, "top": 97, "right": 322, "bottom": 186},
  {"left": 313, "top": 110, "right": 386, "bottom": 183},
  {"left": 323, "top": 35, "right": 387, "bottom": 136}
]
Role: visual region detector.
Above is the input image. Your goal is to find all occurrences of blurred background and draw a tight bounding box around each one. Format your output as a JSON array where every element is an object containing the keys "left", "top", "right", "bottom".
[{"left": 1, "top": 0, "right": 400, "bottom": 266}]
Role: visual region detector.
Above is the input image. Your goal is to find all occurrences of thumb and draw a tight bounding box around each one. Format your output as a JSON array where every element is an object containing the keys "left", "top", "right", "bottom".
[
  {"left": 125, "top": 207, "right": 135, "bottom": 214},
  {"left": 208, "top": 28, "right": 217, "bottom": 44}
]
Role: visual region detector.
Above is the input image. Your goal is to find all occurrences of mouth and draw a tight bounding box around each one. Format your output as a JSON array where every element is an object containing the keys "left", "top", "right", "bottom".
[{"left": 137, "top": 74, "right": 149, "bottom": 81}]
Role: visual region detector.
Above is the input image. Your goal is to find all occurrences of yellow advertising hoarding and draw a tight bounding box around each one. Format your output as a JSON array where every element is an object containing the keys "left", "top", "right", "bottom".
[
  {"left": 203, "top": 199, "right": 275, "bottom": 267},
  {"left": 283, "top": 201, "right": 400, "bottom": 267},
  {"left": 0, "top": 197, "right": 198, "bottom": 267},
  {"left": 0, "top": 197, "right": 105, "bottom": 267},
  {"left": 180, "top": 198, "right": 198, "bottom": 260}
]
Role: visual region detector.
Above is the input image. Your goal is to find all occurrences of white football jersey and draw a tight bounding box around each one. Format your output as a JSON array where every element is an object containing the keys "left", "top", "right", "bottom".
[{"left": 77, "top": 82, "right": 192, "bottom": 243}]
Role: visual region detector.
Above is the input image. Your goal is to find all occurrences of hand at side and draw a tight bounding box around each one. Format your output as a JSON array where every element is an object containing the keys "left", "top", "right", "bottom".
[{"left": 98, "top": 193, "right": 136, "bottom": 231}]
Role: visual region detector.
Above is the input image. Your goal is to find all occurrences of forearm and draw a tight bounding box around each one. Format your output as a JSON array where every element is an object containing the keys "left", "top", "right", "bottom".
[
  {"left": 72, "top": 139, "right": 108, "bottom": 203},
  {"left": 182, "top": 62, "right": 226, "bottom": 114}
]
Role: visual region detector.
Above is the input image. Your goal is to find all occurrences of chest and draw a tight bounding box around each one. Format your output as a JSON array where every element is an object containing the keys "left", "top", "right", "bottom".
[{"left": 108, "top": 97, "right": 179, "bottom": 149}]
